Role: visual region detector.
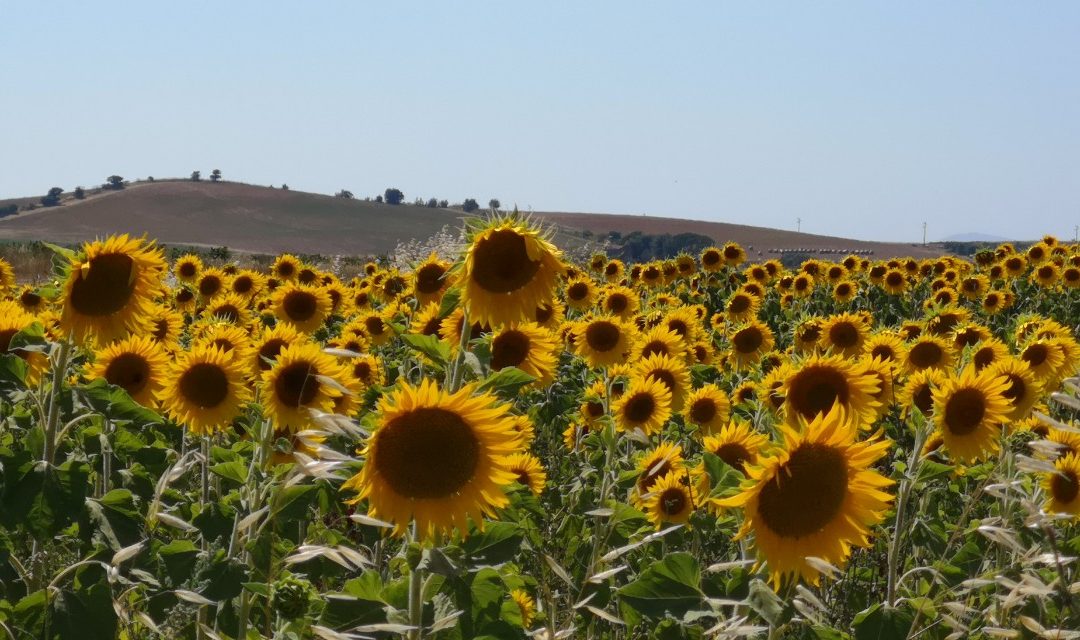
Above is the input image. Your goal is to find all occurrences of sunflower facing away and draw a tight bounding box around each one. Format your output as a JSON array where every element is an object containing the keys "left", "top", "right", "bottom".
[
  {"left": 87, "top": 334, "right": 169, "bottom": 407},
  {"left": 342, "top": 379, "right": 525, "bottom": 539},
  {"left": 160, "top": 342, "right": 252, "bottom": 435},
  {"left": 718, "top": 405, "right": 893, "bottom": 587},
  {"left": 459, "top": 218, "right": 564, "bottom": 328},
  {"left": 60, "top": 235, "right": 165, "bottom": 344}
]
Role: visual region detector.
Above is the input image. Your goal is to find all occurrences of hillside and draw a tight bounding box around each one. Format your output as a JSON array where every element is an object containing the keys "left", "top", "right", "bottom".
[{"left": 0, "top": 181, "right": 945, "bottom": 259}]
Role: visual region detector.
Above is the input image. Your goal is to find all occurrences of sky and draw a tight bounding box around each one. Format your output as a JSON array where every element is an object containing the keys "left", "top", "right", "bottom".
[{"left": 2, "top": 2, "right": 1078, "bottom": 242}]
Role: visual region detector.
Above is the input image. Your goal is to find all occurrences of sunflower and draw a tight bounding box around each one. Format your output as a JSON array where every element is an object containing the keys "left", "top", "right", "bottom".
[
  {"left": 643, "top": 471, "right": 697, "bottom": 528},
  {"left": 87, "top": 335, "right": 169, "bottom": 407},
  {"left": 410, "top": 253, "right": 452, "bottom": 306},
  {"left": 341, "top": 379, "right": 524, "bottom": 539},
  {"left": 968, "top": 337, "right": 1008, "bottom": 372},
  {"left": 698, "top": 247, "right": 723, "bottom": 272},
  {"left": 16, "top": 286, "right": 48, "bottom": 314},
  {"left": 856, "top": 356, "right": 898, "bottom": 420},
  {"left": 159, "top": 343, "right": 251, "bottom": 435},
  {"left": 510, "top": 589, "right": 536, "bottom": 628},
  {"left": 262, "top": 342, "right": 354, "bottom": 432},
  {"left": 702, "top": 419, "right": 768, "bottom": 475},
  {"left": 603, "top": 259, "right": 626, "bottom": 283},
  {"left": 634, "top": 441, "right": 685, "bottom": 499},
  {"left": 634, "top": 352, "right": 691, "bottom": 411},
  {"left": 612, "top": 376, "right": 673, "bottom": 435},
  {"left": 531, "top": 299, "right": 565, "bottom": 331},
  {"left": 733, "top": 381, "right": 758, "bottom": 406},
  {"left": 489, "top": 322, "right": 558, "bottom": 386},
  {"left": 599, "top": 285, "right": 639, "bottom": 319},
  {"left": 172, "top": 287, "right": 197, "bottom": 314},
  {"left": 459, "top": 218, "right": 564, "bottom": 328},
  {"left": 410, "top": 302, "right": 445, "bottom": 338},
  {"left": 59, "top": 235, "right": 165, "bottom": 344},
  {"left": 684, "top": 384, "right": 731, "bottom": 436},
  {"left": 820, "top": 313, "right": 870, "bottom": 359},
  {"left": 504, "top": 452, "right": 546, "bottom": 495},
  {"left": 721, "top": 242, "right": 746, "bottom": 267},
  {"left": 173, "top": 254, "right": 203, "bottom": 284},
  {"left": 196, "top": 268, "right": 228, "bottom": 302},
  {"left": 717, "top": 405, "right": 893, "bottom": 587},
  {"left": 1031, "top": 263, "right": 1060, "bottom": 288},
  {"left": 1018, "top": 338, "right": 1067, "bottom": 384},
  {"left": 196, "top": 322, "right": 252, "bottom": 355},
  {"left": 272, "top": 283, "right": 332, "bottom": 333},
  {"left": 661, "top": 306, "right": 704, "bottom": 345},
  {"left": 354, "top": 309, "right": 395, "bottom": 347},
  {"left": 247, "top": 323, "right": 307, "bottom": 375},
  {"left": 903, "top": 335, "right": 954, "bottom": 374},
  {"left": 1043, "top": 453, "right": 1080, "bottom": 516},
  {"left": 573, "top": 316, "right": 633, "bottom": 368},
  {"left": 201, "top": 292, "right": 251, "bottom": 326},
  {"left": 564, "top": 277, "right": 598, "bottom": 311},
  {"left": 1062, "top": 267, "right": 1080, "bottom": 289},
  {"left": 832, "top": 281, "right": 858, "bottom": 304},
  {"left": 881, "top": 269, "right": 908, "bottom": 295},
  {"left": 349, "top": 354, "right": 384, "bottom": 388},
  {"left": 781, "top": 354, "right": 881, "bottom": 430},
  {"left": 727, "top": 320, "right": 776, "bottom": 372},
  {"left": 862, "top": 332, "right": 906, "bottom": 366},
  {"left": 932, "top": 367, "right": 1012, "bottom": 464},
  {"left": 631, "top": 324, "right": 686, "bottom": 361},
  {"left": 952, "top": 323, "right": 992, "bottom": 351},
  {"left": 987, "top": 357, "right": 1042, "bottom": 421},
  {"left": 229, "top": 269, "right": 266, "bottom": 299},
  {"left": 793, "top": 320, "right": 823, "bottom": 355},
  {"left": 272, "top": 254, "right": 302, "bottom": 281},
  {"left": 689, "top": 340, "right": 717, "bottom": 365},
  {"left": 0, "top": 301, "right": 48, "bottom": 383}
]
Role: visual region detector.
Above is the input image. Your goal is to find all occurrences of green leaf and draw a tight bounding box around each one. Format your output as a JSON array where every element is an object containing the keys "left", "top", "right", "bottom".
[
  {"left": 85, "top": 488, "right": 143, "bottom": 550},
  {"left": 617, "top": 552, "right": 704, "bottom": 620},
  {"left": 476, "top": 367, "right": 535, "bottom": 397},
  {"left": 702, "top": 452, "right": 743, "bottom": 499},
  {"left": 852, "top": 603, "right": 913, "bottom": 640},
  {"left": 469, "top": 568, "right": 506, "bottom": 625},
  {"left": 158, "top": 539, "right": 200, "bottom": 584},
  {"left": 319, "top": 572, "right": 388, "bottom": 630},
  {"left": 7, "top": 460, "right": 91, "bottom": 538},
  {"left": 210, "top": 461, "right": 248, "bottom": 485},
  {"left": 438, "top": 287, "right": 461, "bottom": 318},
  {"left": 198, "top": 550, "right": 246, "bottom": 602},
  {"left": 243, "top": 582, "right": 271, "bottom": 597},
  {"left": 50, "top": 582, "right": 118, "bottom": 640},
  {"left": 80, "top": 378, "right": 162, "bottom": 424},
  {"left": 462, "top": 522, "right": 524, "bottom": 565},
  {"left": 272, "top": 484, "right": 318, "bottom": 522},
  {"left": 7, "top": 322, "right": 47, "bottom": 353},
  {"left": 10, "top": 590, "right": 49, "bottom": 638},
  {"left": 400, "top": 332, "right": 451, "bottom": 365},
  {"left": 915, "top": 460, "right": 954, "bottom": 484},
  {"left": 0, "top": 353, "right": 29, "bottom": 387}
]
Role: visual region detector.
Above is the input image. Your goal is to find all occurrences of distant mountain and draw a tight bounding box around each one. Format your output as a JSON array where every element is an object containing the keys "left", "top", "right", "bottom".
[{"left": 941, "top": 232, "right": 1010, "bottom": 243}]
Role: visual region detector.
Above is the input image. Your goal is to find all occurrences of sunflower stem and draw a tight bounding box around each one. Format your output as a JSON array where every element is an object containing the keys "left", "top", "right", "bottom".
[
  {"left": 886, "top": 413, "right": 928, "bottom": 606},
  {"left": 43, "top": 339, "right": 73, "bottom": 466},
  {"left": 407, "top": 559, "right": 424, "bottom": 640}
]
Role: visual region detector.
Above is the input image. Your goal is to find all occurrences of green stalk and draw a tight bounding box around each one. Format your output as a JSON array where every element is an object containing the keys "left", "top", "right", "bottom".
[
  {"left": 43, "top": 339, "right": 73, "bottom": 465},
  {"left": 886, "top": 415, "right": 928, "bottom": 606}
]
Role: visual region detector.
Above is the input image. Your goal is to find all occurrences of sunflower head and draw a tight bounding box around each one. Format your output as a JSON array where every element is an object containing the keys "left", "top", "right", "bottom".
[
  {"left": 262, "top": 342, "right": 355, "bottom": 432},
  {"left": 613, "top": 375, "right": 673, "bottom": 436},
  {"left": 781, "top": 354, "right": 881, "bottom": 430},
  {"left": 932, "top": 367, "right": 1012, "bottom": 464},
  {"left": 88, "top": 334, "right": 169, "bottom": 407},
  {"left": 272, "top": 283, "right": 332, "bottom": 333},
  {"left": 160, "top": 342, "right": 252, "bottom": 435}
]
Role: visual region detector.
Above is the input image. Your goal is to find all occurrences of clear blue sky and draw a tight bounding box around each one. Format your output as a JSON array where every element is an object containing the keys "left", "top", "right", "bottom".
[{"left": 2, "top": 2, "right": 1077, "bottom": 242}]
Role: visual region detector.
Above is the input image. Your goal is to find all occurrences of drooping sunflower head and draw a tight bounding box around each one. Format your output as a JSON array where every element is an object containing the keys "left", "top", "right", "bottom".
[
  {"left": 160, "top": 342, "right": 252, "bottom": 435},
  {"left": 60, "top": 234, "right": 165, "bottom": 344},
  {"left": 272, "top": 283, "right": 332, "bottom": 333},
  {"left": 931, "top": 367, "right": 1012, "bottom": 464},
  {"left": 717, "top": 404, "right": 894, "bottom": 587},
  {"left": 459, "top": 217, "right": 565, "bottom": 328},
  {"left": 16, "top": 286, "right": 49, "bottom": 314},
  {"left": 612, "top": 375, "right": 673, "bottom": 436},
  {"left": 88, "top": 334, "right": 169, "bottom": 407},
  {"left": 342, "top": 379, "right": 525, "bottom": 539},
  {"left": 781, "top": 354, "right": 881, "bottom": 430}
]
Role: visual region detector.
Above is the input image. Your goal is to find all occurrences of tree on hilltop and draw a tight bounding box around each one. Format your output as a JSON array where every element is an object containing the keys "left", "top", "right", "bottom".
[
  {"left": 105, "top": 175, "right": 125, "bottom": 190},
  {"left": 489, "top": 198, "right": 501, "bottom": 210},
  {"left": 336, "top": 190, "right": 354, "bottom": 199},
  {"left": 462, "top": 198, "right": 479, "bottom": 213},
  {"left": 40, "top": 187, "right": 64, "bottom": 207},
  {"left": 74, "top": 186, "right": 85, "bottom": 199},
  {"left": 191, "top": 171, "right": 201, "bottom": 181},
  {"left": 210, "top": 169, "right": 222, "bottom": 182},
  {"left": 384, "top": 188, "right": 404, "bottom": 205}
]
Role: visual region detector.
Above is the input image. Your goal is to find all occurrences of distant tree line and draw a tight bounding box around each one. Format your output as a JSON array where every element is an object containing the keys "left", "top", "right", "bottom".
[{"left": 606, "top": 230, "right": 715, "bottom": 262}]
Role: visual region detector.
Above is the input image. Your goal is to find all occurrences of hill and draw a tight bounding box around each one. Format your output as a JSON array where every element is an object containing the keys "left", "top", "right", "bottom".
[{"left": 0, "top": 180, "right": 945, "bottom": 259}]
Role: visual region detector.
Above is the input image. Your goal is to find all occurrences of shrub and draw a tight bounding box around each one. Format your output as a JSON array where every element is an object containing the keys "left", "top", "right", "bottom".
[
  {"left": 384, "top": 188, "right": 404, "bottom": 205},
  {"left": 462, "top": 198, "right": 479, "bottom": 213}
]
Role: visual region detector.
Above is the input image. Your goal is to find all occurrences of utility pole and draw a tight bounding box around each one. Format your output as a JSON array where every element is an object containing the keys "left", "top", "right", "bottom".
[
  {"left": 1074, "top": 225, "right": 1078, "bottom": 242},
  {"left": 922, "top": 222, "right": 927, "bottom": 246},
  {"left": 796, "top": 217, "right": 801, "bottom": 233}
]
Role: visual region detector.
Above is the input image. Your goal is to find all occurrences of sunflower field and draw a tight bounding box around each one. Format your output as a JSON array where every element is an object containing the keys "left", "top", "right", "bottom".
[{"left": 1, "top": 220, "right": 1080, "bottom": 640}]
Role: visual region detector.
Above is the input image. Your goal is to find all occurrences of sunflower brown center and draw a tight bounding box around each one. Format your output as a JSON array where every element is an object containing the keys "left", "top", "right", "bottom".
[
  {"left": 732, "top": 327, "right": 763, "bottom": 354},
  {"left": 757, "top": 443, "right": 848, "bottom": 537},
  {"left": 374, "top": 407, "right": 479, "bottom": 499},
  {"left": 585, "top": 400, "right": 604, "bottom": 418},
  {"left": 584, "top": 321, "right": 620, "bottom": 352},
  {"left": 909, "top": 342, "right": 944, "bottom": 369},
  {"left": 690, "top": 398, "right": 716, "bottom": 424},
  {"left": 176, "top": 289, "right": 195, "bottom": 304},
  {"left": 728, "top": 295, "right": 750, "bottom": 314},
  {"left": 567, "top": 282, "right": 589, "bottom": 301},
  {"left": 365, "top": 316, "right": 386, "bottom": 336},
  {"left": 354, "top": 361, "right": 373, "bottom": 382},
  {"left": 491, "top": 330, "right": 531, "bottom": 370},
  {"left": 828, "top": 322, "right": 859, "bottom": 349},
  {"left": 20, "top": 291, "right": 41, "bottom": 307},
  {"left": 1001, "top": 374, "right": 1026, "bottom": 403},
  {"left": 415, "top": 264, "right": 447, "bottom": 294},
  {"left": 535, "top": 304, "right": 553, "bottom": 324},
  {"left": 1022, "top": 344, "right": 1048, "bottom": 368},
  {"left": 179, "top": 262, "right": 197, "bottom": 278},
  {"left": 199, "top": 275, "right": 221, "bottom": 298},
  {"left": 646, "top": 370, "right": 676, "bottom": 395},
  {"left": 624, "top": 392, "right": 656, "bottom": 424},
  {"left": 640, "top": 340, "right": 669, "bottom": 358},
  {"left": 213, "top": 304, "right": 241, "bottom": 323},
  {"left": 702, "top": 250, "right": 721, "bottom": 266},
  {"left": 871, "top": 345, "right": 895, "bottom": 361},
  {"left": 233, "top": 275, "right": 253, "bottom": 294},
  {"left": 638, "top": 459, "right": 671, "bottom": 492},
  {"left": 606, "top": 293, "right": 628, "bottom": 314},
  {"left": 283, "top": 290, "right": 317, "bottom": 322},
  {"left": 713, "top": 443, "right": 752, "bottom": 474},
  {"left": 258, "top": 338, "right": 288, "bottom": 370},
  {"left": 913, "top": 384, "right": 934, "bottom": 415},
  {"left": 660, "top": 488, "right": 687, "bottom": 515},
  {"left": 298, "top": 268, "right": 318, "bottom": 284},
  {"left": 787, "top": 365, "right": 850, "bottom": 419},
  {"left": 943, "top": 387, "right": 986, "bottom": 436},
  {"left": 605, "top": 263, "right": 619, "bottom": 276},
  {"left": 179, "top": 363, "right": 229, "bottom": 408},
  {"left": 667, "top": 320, "right": 688, "bottom": 337},
  {"left": 1051, "top": 469, "right": 1079, "bottom": 505},
  {"left": 470, "top": 230, "right": 541, "bottom": 293},
  {"left": 105, "top": 353, "right": 151, "bottom": 396},
  {"left": 70, "top": 253, "right": 136, "bottom": 316},
  {"left": 274, "top": 361, "right": 320, "bottom": 407}
]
